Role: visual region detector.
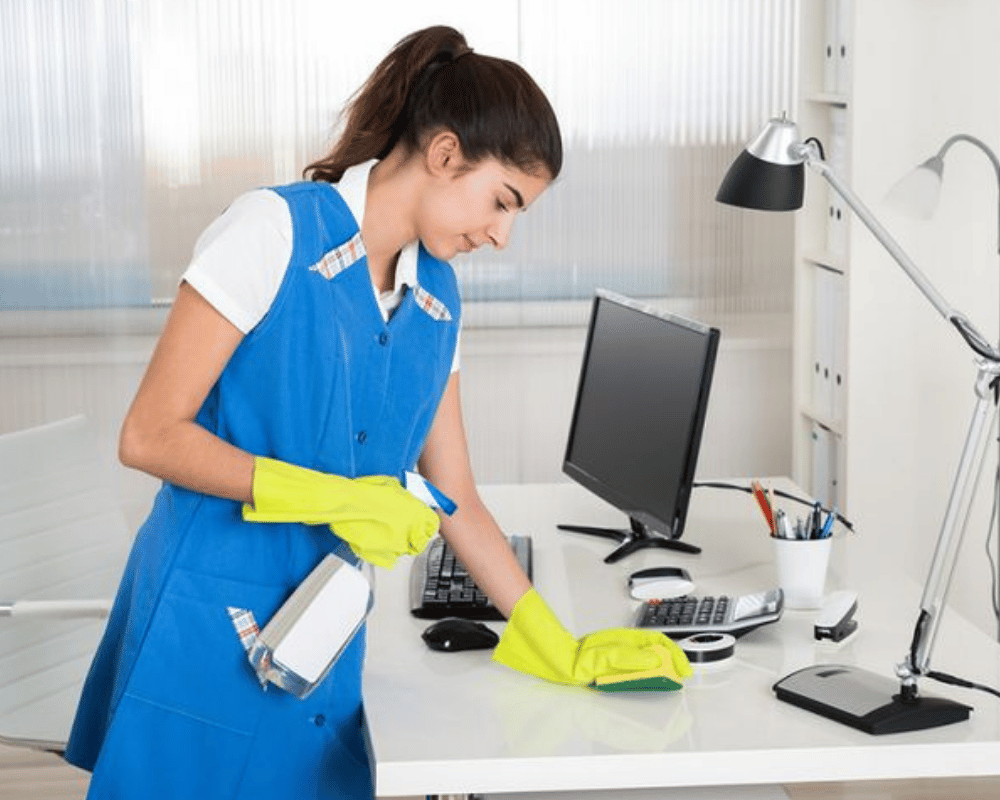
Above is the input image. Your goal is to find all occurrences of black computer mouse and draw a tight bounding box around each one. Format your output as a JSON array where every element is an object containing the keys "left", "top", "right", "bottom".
[{"left": 421, "top": 617, "right": 500, "bottom": 652}]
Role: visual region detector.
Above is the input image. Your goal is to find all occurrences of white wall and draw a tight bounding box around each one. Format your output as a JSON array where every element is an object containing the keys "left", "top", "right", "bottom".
[
  {"left": 460, "top": 316, "right": 791, "bottom": 486},
  {"left": 847, "top": 0, "right": 1000, "bottom": 635}
]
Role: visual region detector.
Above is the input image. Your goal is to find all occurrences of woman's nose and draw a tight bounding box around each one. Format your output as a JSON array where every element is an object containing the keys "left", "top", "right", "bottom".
[{"left": 487, "top": 214, "right": 516, "bottom": 250}]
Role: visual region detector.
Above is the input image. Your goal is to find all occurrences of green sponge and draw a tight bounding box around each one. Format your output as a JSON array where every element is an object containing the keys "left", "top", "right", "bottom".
[
  {"left": 590, "top": 644, "right": 684, "bottom": 693},
  {"left": 592, "top": 674, "right": 683, "bottom": 692}
]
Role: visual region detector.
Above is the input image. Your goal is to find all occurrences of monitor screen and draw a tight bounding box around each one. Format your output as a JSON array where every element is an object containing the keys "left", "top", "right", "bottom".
[{"left": 561, "top": 290, "right": 720, "bottom": 562}]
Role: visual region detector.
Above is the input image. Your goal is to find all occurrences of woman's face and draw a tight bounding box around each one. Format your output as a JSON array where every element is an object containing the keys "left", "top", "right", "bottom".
[{"left": 416, "top": 155, "right": 551, "bottom": 261}]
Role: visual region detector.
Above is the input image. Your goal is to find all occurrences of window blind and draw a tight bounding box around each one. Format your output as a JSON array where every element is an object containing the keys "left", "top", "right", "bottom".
[{"left": 1, "top": 0, "right": 797, "bottom": 319}]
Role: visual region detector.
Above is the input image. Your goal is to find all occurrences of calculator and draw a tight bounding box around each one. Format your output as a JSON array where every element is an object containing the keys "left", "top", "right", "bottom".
[{"left": 635, "top": 588, "right": 784, "bottom": 638}]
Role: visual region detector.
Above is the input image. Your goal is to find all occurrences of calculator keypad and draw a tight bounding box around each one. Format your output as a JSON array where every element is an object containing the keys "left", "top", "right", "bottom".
[
  {"left": 635, "top": 589, "right": 784, "bottom": 638},
  {"left": 640, "top": 596, "right": 730, "bottom": 627}
]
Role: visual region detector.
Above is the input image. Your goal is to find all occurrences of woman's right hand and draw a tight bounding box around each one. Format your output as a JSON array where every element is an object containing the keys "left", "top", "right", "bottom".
[{"left": 243, "top": 457, "right": 440, "bottom": 568}]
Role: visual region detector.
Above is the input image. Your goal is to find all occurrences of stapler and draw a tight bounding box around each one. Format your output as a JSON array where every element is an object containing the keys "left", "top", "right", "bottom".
[{"left": 814, "top": 590, "right": 858, "bottom": 643}]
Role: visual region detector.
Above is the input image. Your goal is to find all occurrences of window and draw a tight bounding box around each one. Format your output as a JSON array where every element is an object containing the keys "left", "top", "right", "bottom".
[{"left": 1, "top": 0, "right": 797, "bottom": 318}]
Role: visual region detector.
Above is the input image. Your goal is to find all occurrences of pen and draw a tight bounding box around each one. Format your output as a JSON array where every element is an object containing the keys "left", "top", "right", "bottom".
[
  {"left": 819, "top": 506, "right": 837, "bottom": 539},
  {"left": 773, "top": 508, "right": 787, "bottom": 539},
  {"left": 810, "top": 502, "right": 823, "bottom": 539}
]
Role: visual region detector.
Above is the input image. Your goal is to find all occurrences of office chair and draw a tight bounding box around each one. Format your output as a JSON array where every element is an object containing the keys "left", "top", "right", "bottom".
[{"left": 0, "top": 417, "right": 131, "bottom": 753}]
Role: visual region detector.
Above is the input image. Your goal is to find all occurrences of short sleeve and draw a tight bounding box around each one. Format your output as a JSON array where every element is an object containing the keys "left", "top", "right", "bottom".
[
  {"left": 181, "top": 189, "right": 292, "bottom": 334},
  {"left": 451, "top": 330, "right": 461, "bottom": 373}
]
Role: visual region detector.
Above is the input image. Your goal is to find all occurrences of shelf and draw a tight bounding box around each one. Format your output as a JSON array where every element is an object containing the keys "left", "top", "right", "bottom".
[
  {"left": 803, "top": 250, "right": 847, "bottom": 273},
  {"left": 806, "top": 92, "right": 849, "bottom": 108},
  {"left": 799, "top": 406, "right": 844, "bottom": 437}
]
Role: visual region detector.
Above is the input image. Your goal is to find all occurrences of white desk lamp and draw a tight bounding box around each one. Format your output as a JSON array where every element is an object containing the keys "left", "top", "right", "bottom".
[
  {"left": 884, "top": 134, "right": 1000, "bottom": 245},
  {"left": 886, "top": 136, "right": 1000, "bottom": 644},
  {"left": 716, "top": 115, "right": 1000, "bottom": 734}
]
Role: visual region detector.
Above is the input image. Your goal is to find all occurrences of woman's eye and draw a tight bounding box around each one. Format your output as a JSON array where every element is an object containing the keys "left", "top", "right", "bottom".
[{"left": 496, "top": 199, "right": 509, "bottom": 212}]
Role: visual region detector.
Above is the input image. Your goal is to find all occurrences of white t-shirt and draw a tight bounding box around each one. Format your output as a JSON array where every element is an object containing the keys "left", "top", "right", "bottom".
[{"left": 181, "top": 160, "right": 461, "bottom": 372}]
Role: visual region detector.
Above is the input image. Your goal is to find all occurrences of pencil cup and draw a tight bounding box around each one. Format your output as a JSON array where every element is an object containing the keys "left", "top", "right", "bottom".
[{"left": 773, "top": 536, "right": 832, "bottom": 610}]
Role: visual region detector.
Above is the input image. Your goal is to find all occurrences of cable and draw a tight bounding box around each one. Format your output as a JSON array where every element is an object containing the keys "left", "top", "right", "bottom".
[
  {"left": 693, "top": 480, "right": 854, "bottom": 532},
  {"left": 950, "top": 316, "right": 1000, "bottom": 362},
  {"left": 987, "top": 463, "right": 1000, "bottom": 627},
  {"left": 927, "top": 670, "right": 1000, "bottom": 701},
  {"left": 803, "top": 136, "right": 826, "bottom": 161}
]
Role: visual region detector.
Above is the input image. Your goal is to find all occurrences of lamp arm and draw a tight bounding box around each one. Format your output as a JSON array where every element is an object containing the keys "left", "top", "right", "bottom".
[
  {"left": 797, "top": 145, "right": 1000, "bottom": 363},
  {"left": 899, "top": 363, "right": 1000, "bottom": 688},
  {"left": 936, "top": 134, "right": 1000, "bottom": 256},
  {"left": 794, "top": 142, "right": 1000, "bottom": 696}
]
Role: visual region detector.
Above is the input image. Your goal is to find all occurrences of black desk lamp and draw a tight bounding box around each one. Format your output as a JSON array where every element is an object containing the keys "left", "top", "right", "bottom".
[{"left": 717, "top": 115, "right": 1000, "bottom": 734}]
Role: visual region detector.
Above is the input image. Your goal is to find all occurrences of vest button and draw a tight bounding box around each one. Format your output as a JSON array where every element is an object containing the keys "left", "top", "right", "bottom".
[
  {"left": 378, "top": 332, "right": 389, "bottom": 345},
  {"left": 357, "top": 431, "right": 368, "bottom": 444},
  {"left": 313, "top": 714, "right": 326, "bottom": 727}
]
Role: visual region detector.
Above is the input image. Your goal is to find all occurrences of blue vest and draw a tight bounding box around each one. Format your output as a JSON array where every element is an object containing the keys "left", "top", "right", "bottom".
[{"left": 65, "top": 182, "right": 460, "bottom": 800}]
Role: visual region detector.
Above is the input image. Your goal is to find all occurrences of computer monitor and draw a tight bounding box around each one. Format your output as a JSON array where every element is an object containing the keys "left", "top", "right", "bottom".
[{"left": 559, "top": 289, "right": 720, "bottom": 563}]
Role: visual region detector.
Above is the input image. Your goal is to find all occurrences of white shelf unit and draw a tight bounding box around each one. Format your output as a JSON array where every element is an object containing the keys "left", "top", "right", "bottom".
[{"left": 792, "top": 0, "right": 854, "bottom": 511}]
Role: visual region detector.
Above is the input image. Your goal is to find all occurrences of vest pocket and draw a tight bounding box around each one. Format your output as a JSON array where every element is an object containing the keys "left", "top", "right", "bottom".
[{"left": 122, "top": 570, "right": 287, "bottom": 735}]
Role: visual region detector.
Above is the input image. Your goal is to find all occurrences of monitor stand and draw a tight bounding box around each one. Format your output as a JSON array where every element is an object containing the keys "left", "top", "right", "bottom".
[{"left": 557, "top": 517, "right": 701, "bottom": 563}]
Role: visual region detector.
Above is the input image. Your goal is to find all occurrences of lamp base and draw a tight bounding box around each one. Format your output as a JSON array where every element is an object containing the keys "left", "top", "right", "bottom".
[{"left": 773, "top": 664, "right": 971, "bottom": 735}]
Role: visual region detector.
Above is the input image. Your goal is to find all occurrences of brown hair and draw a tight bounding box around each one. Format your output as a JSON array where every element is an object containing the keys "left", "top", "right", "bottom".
[{"left": 304, "top": 26, "right": 562, "bottom": 183}]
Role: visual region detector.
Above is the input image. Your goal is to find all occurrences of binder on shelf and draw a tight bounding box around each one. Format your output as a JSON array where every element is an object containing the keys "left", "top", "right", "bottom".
[
  {"left": 823, "top": 0, "right": 853, "bottom": 95},
  {"left": 810, "top": 420, "right": 840, "bottom": 510},
  {"left": 827, "top": 193, "right": 847, "bottom": 257},
  {"left": 823, "top": 0, "right": 839, "bottom": 93},
  {"left": 828, "top": 106, "right": 849, "bottom": 174},
  {"left": 812, "top": 266, "right": 835, "bottom": 420},
  {"left": 812, "top": 264, "right": 848, "bottom": 423},
  {"left": 835, "top": 0, "right": 854, "bottom": 95},
  {"left": 830, "top": 269, "right": 848, "bottom": 423},
  {"left": 826, "top": 106, "right": 849, "bottom": 257}
]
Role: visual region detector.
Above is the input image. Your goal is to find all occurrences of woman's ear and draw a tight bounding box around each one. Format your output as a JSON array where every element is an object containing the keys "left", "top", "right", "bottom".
[{"left": 425, "top": 130, "right": 464, "bottom": 177}]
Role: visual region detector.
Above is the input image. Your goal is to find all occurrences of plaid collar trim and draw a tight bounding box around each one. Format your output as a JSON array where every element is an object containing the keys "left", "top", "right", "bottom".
[
  {"left": 309, "top": 231, "right": 366, "bottom": 280},
  {"left": 309, "top": 234, "right": 452, "bottom": 323},
  {"left": 412, "top": 284, "right": 452, "bottom": 321}
]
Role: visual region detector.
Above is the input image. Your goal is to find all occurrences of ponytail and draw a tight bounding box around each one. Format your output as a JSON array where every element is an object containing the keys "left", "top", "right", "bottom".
[{"left": 304, "top": 25, "right": 561, "bottom": 183}]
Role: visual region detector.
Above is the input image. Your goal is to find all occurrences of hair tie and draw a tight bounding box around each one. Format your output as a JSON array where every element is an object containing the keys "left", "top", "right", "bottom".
[{"left": 428, "top": 46, "right": 473, "bottom": 71}]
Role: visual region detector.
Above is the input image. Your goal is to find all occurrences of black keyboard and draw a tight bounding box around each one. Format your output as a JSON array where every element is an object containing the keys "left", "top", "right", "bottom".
[
  {"left": 409, "top": 535, "right": 532, "bottom": 620},
  {"left": 635, "top": 589, "right": 784, "bottom": 638}
]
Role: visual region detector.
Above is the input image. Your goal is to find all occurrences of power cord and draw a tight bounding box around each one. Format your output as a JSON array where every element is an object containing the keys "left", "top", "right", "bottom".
[
  {"left": 927, "top": 670, "right": 1000, "bottom": 701},
  {"left": 803, "top": 136, "right": 826, "bottom": 160},
  {"left": 987, "top": 463, "right": 1000, "bottom": 636},
  {"left": 693, "top": 480, "right": 855, "bottom": 533},
  {"left": 908, "top": 612, "right": 1000, "bottom": 700}
]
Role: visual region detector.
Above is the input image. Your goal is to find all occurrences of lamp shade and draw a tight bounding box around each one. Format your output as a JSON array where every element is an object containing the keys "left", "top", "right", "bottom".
[
  {"left": 716, "top": 151, "right": 805, "bottom": 211},
  {"left": 716, "top": 117, "right": 806, "bottom": 211},
  {"left": 884, "top": 156, "right": 945, "bottom": 220}
]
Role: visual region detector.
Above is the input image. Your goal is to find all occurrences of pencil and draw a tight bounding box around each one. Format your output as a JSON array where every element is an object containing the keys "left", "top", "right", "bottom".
[{"left": 751, "top": 480, "right": 775, "bottom": 533}]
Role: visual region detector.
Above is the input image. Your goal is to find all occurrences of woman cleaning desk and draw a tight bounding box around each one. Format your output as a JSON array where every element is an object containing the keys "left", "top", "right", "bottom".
[{"left": 63, "top": 25, "right": 689, "bottom": 800}]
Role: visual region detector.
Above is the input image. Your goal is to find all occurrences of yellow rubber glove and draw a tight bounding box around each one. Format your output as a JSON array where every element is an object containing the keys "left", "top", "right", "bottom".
[
  {"left": 492, "top": 589, "right": 693, "bottom": 688},
  {"left": 242, "top": 457, "right": 440, "bottom": 569}
]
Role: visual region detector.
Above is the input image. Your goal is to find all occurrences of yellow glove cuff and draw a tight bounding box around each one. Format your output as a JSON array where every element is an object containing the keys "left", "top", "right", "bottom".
[
  {"left": 243, "top": 457, "right": 351, "bottom": 524},
  {"left": 493, "top": 589, "right": 582, "bottom": 685}
]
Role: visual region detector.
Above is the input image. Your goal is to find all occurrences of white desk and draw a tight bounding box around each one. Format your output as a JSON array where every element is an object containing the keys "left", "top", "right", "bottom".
[{"left": 363, "top": 480, "right": 1000, "bottom": 798}]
